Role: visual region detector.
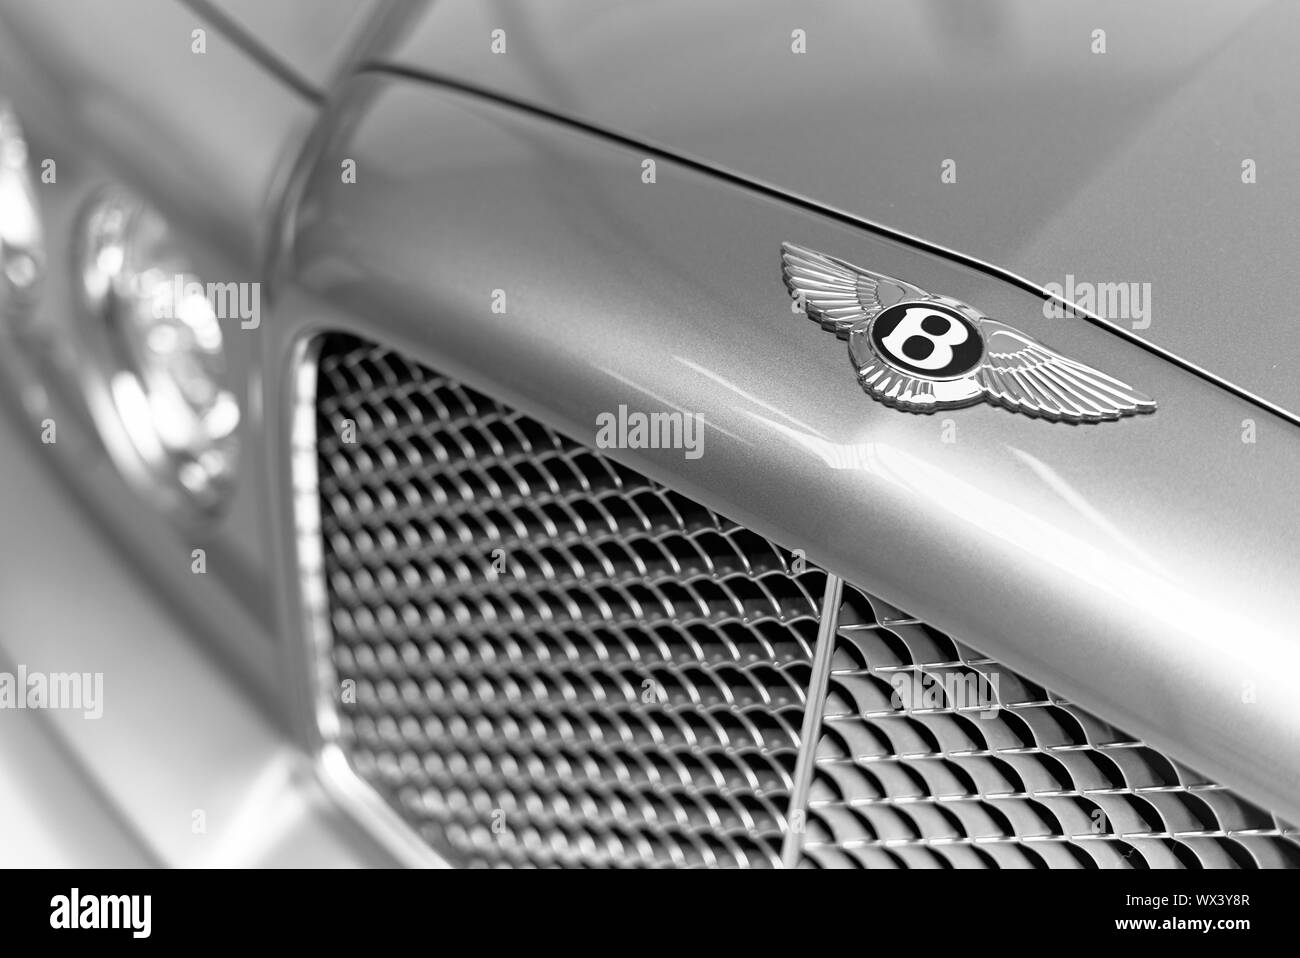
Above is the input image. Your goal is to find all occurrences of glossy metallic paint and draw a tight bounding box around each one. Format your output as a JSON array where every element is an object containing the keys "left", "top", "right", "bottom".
[{"left": 376, "top": 0, "right": 1300, "bottom": 420}]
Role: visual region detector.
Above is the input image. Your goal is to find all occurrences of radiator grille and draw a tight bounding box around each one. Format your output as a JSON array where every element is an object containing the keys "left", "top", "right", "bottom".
[
  {"left": 311, "top": 335, "right": 821, "bottom": 867},
  {"left": 800, "top": 583, "right": 1300, "bottom": 869},
  {"left": 305, "top": 333, "right": 1299, "bottom": 868}
]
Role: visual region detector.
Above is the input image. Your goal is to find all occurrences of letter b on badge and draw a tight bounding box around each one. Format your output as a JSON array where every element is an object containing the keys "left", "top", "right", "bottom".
[{"left": 881, "top": 307, "right": 969, "bottom": 371}]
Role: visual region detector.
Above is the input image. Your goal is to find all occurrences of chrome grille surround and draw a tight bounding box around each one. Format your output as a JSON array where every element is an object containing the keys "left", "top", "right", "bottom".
[{"left": 294, "top": 332, "right": 1300, "bottom": 869}]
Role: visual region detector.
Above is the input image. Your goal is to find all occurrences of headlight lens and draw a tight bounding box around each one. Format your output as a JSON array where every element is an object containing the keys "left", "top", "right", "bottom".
[{"left": 76, "top": 189, "right": 239, "bottom": 516}]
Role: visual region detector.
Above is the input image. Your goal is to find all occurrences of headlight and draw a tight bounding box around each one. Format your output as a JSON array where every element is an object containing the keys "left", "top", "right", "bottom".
[
  {"left": 0, "top": 102, "right": 43, "bottom": 321},
  {"left": 75, "top": 189, "right": 239, "bottom": 517}
]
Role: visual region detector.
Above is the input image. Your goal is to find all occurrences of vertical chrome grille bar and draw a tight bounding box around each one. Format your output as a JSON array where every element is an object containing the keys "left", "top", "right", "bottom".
[{"left": 780, "top": 572, "right": 842, "bottom": 868}]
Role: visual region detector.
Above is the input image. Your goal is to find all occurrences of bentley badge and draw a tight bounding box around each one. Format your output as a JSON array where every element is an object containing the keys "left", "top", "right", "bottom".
[{"left": 781, "top": 243, "right": 1155, "bottom": 421}]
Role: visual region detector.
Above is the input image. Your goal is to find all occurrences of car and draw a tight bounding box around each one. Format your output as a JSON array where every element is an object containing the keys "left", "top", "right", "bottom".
[{"left": 1, "top": 0, "right": 1297, "bottom": 878}]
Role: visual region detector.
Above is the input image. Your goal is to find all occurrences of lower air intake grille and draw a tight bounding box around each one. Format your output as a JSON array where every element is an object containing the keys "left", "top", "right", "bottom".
[
  {"left": 310, "top": 335, "right": 822, "bottom": 867},
  {"left": 305, "top": 333, "right": 1300, "bottom": 868}
]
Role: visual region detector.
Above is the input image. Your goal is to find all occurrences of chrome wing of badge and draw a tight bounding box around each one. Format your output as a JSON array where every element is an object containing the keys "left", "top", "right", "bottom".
[{"left": 781, "top": 243, "right": 1156, "bottom": 422}]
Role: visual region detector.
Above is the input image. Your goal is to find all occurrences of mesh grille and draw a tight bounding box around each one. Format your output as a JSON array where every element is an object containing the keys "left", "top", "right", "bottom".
[
  {"left": 800, "top": 583, "right": 1300, "bottom": 869},
  {"left": 307, "top": 333, "right": 1299, "bottom": 869},
  {"left": 312, "top": 335, "right": 822, "bottom": 867}
]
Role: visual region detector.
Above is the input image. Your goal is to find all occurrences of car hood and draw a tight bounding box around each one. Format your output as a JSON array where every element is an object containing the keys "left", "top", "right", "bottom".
[{"left": 373, "top": 0, "right": 1300, "bottom": 420}]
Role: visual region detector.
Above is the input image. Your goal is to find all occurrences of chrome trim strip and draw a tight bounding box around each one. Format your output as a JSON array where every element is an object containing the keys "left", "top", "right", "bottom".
[
  {"left": 177, "top": 0, "right": 322, "bottom": 101},
  {"left": 286, "top": 332, "right": 447, "bottom": 868},
  {"left": 780, "top": 573, "right": 842, "bottom": 869}
]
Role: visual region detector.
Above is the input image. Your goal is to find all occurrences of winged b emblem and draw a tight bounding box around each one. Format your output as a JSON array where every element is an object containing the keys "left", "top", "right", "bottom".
[{"left": 781, "top": 243, "right": 1155, "bottom": 422}]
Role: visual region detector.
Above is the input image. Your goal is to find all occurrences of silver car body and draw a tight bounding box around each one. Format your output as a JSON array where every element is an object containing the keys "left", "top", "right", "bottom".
[{"left": 0, "top": 0, "right": 1296, "bottom": 864}]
